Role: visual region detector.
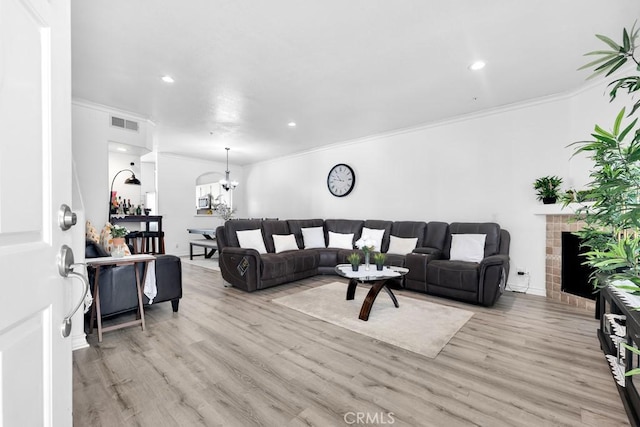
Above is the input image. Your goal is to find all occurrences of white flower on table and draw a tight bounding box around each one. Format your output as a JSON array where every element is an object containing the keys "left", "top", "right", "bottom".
[{"left": 355, "top": 236, "right": 375, "bottom": 254}]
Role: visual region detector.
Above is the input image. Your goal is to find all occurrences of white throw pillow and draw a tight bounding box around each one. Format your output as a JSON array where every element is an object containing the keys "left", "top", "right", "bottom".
[
  {"left": 449, "top": 234, "right": 486, "bottom": 263},
  {"left": 361, "top": 227, "right": 386, "bottom": 251},
  {"left": 386, "top": 236, "right": 418, "bottom": 255},
  {"left": 273, "top": 234, "right": 298, "bottom": 253},
  {"left": 236, "top": 229, "right": 268, "bottom": 254},
  {"left": 301, "top": 226, "right": 326, "bottom": 249},
  {"left": 328, "top": 231, "right": 354, "bottom": 249}
]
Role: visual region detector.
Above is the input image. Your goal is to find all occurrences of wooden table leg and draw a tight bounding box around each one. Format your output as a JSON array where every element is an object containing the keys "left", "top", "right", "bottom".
[
  {"left": 384, "top": 286, "right": 399, "bottom": 308},
  {"left": 346, "top": 278, "right": 358, "bottom": 300},
  {"left": 359, "top": 279, "right": 399, "bottom": 321},
  {"left": 88, "top": 267, "right": 99, "bottom": 334},
  {"left": 134, "top": 262, "right": 147, "bottom": 331},
  {"left": 94, "top": 266, "right": 103, "bottom": 342}
]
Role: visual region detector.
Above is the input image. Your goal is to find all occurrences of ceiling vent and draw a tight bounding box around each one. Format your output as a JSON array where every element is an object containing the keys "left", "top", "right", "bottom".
[{"left": 110, "top": 115, "right": 139, "bottom": 132}]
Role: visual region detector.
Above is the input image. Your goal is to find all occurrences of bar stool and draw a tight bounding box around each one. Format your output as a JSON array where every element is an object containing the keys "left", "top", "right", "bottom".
[
  {"left": 125, "top": 231, "right": 143, "bottom": 254},
  {"left": 141, "top": 231, "right": 165, "bottom": 254}
]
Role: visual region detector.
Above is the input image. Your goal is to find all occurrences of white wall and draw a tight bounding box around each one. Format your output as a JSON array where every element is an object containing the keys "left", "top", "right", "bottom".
[
  {"left": 241, "top": 81, "right": 622, "bottom": 296},
  {"left": 108, "top": 152, "right": 144, "bottom": 211},
  {"left": 72, "top": 101, "right": 153, "bottom": 227},
  {"left": 156, "top": 153, "right": 245, "bottom": 256}
]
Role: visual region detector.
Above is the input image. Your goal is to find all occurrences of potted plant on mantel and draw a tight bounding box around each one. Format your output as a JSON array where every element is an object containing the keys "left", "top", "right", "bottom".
[
  {"left": 533, "top": 175, "right": 563, "bottom": 204},
  {"left": 569, "top": 24, "right": 640, "bottom": 292}
]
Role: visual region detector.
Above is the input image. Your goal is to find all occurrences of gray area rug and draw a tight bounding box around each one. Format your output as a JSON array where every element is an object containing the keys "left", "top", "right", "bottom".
[{"left": 272, "top": 282, "right": 474, "bottom": 358}]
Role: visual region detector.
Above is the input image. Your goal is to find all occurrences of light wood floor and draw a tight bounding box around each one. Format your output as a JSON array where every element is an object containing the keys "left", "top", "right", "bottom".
[{"left": 73, "top": 263, "right": 629, "bottom": 426}]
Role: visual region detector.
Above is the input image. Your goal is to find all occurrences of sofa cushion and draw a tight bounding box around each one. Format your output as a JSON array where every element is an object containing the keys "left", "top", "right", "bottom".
[
  {"left": 225, "top": 219, "right": 264, "bottom": 247},
  {"left": 363, "top": 220, "right": 393, "bottom": 252},
  {"left": 324, "top": 219, "right": 364, "bottom": 242},
  {"left": 387, "top": 236, "right": 418, "bottom": 255},
  {"left": 262, "top": 220, "right": 291, "bottom": 252},
  {"left": 450, "top": 234, "right": 486, "bottom": 263},
  {"left": 273, "top": 234, "right": 298, "bottom": 253},
  {"left": 316, "top": 248, "right": 339, "bottom": 267},
  {"left": 99, "top": 222, "right": 131, "bottom": 256},
  {"left": 427, "top": 260, "right": 480, "bottom": 292},
  {"left": 445, "top": 223, "right": 501, "bottom": 258},
  {"left": 360, "top": 227, "right": 385, "bottom": 252},
  {"left": 424, "top": 221, "right": 449, "bottom": 251},
  {"left": 86, "top": 220, "right": 100, "bottom": 244},
  {"left": 288, "top": 219, "right": 324, "bottom": 248},
  {"left": 301, "top": 226, "right": 326, "bottom": 249},
  {"left": 288, "top": 250, "right": 319, "bottom": 273},
  {"left": 328, "top": 231, "right": 354, "bottom": 249},
  {"left": 260, "top": 253, "right": 295, "bottom": 280},
  {"left": 237, "top": 229, "right": 268, "bottom": 254},
  {"left": 86, "top": 240, "right": 110, "bottom": 258},
  {"left": 391, "top": 221, "right": 427, "bottom": 247}
]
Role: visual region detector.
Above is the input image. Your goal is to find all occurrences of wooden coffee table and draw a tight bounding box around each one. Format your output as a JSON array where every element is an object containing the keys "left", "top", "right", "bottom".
[{"left": 335, "top": 264, "right": 409, "bottom": 321}]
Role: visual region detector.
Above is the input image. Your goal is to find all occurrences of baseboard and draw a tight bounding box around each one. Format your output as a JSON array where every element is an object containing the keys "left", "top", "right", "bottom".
[{"left": 72, "top": 333, "right": 89, "bottom": 351}]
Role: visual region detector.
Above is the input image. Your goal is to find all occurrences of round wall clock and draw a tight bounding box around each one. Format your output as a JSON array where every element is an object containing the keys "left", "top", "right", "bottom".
[{"left": 327, "top": 163, "right": 355, "bottom": 197}]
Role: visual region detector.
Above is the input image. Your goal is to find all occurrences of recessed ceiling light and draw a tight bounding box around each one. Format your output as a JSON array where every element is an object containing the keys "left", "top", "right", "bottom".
[
  {"left": 469, "top": 61, "right": 486, "bottom": 71},
  {"left": 161, "top": 75, "right": 174, "bottom": 83},
  {"left": 116, "top": 147, "right": 127, "bottom": 152},
  {"left": 288, "top": 122, "right": 296, "bottom": 127}
]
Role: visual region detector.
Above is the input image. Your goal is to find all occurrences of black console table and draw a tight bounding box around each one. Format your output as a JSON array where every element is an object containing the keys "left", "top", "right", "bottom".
[
  {"left": 599, "top": 285, "right": 640, "bottom": 425},
  {"left": 110, "top": 215, "right": 164, "bottom": 254}
]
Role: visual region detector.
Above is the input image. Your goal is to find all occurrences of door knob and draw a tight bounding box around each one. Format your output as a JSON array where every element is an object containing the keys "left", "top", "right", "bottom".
[{"left": 58, "top": 204, "right": 77, "bottom": 230}]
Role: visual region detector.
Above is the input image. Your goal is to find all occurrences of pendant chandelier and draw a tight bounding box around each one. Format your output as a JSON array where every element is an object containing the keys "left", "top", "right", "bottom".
[{"left": 220, "top": 147, "right": 239, "bottom": 191}]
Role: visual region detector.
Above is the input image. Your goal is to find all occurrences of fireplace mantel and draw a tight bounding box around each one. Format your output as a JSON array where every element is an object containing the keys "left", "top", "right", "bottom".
[{"left": 533, "top": 202, "right": 593, "bottom": 216}]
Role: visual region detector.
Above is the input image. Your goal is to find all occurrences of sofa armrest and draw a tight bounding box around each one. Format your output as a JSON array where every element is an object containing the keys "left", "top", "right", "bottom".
[
  {"left": 480, "top": 254, "right": 508, "bottom": 268},
  {"left": 405, "top": 251, "right": 442, "bottom": 289},
  {"left": 479, "top": 254, "right": 510, "bottom": 306},
  {"left": 219, "top": 247, "right": 262, "bottom": 292}
]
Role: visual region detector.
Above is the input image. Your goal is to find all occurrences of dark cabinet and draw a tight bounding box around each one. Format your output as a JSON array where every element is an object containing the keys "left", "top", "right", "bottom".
[{"left": 599, "top": 285, "right": 640, "bottom": 425}]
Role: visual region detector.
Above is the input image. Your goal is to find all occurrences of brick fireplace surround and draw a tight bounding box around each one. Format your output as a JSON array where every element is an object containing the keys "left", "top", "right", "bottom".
[{"left": 545, "top": 214, "right": 596, "bottom": 312}]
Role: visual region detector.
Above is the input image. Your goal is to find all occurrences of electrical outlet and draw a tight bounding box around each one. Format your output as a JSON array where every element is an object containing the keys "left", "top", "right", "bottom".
[{"left": 517, "top": 267, "right": 527, "bottom": 276}]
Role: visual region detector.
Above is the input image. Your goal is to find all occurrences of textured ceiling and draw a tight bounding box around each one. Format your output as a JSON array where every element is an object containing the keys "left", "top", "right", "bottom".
[{"left": 71, "top": 0, "right": 640, "bottom": 165}]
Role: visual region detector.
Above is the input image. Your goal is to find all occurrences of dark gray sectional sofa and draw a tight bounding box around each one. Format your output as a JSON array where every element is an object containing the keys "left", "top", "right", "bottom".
[{"left": 215, "top": 218, "right": 510, "bottom": 306}]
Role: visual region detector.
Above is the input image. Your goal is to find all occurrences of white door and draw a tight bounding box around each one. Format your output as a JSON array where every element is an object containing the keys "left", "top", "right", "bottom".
[{"left": 0, "top": 0, "right": 73, "bottom": 425}]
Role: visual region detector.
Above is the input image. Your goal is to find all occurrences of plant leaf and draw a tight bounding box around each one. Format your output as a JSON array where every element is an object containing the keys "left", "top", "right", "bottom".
[
  {"left": 614, "top": 108, "right": 625, "bottom": 135},
  {"left": 596, "top": 34, "right": 623, "bottom": 51},
  {"left": 623, "top": 28, "right": 631, "bottom": 51},
  {"left": 619, "top": 117, "right": 638, "bottom": 142},
  {"left": 625, "top": 368, "right": 640, "bottom": 377},
  {"left": 605, "top": 57, "right": 628, "bottom": 77},
  {"left": 584, "top": 50, "right": 622, "bottom": 56},
  {"left": 578, "top": 54, "right": 620, "bottom": 71},
  {"left": 593, "top": 124, "right": 615, "bottom": 138},
  {"left": 595, "top": 55, "right": 626, "bottom": 72}
]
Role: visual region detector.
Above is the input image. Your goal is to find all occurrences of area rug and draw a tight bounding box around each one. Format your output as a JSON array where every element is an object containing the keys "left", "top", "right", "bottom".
[
  {"left": 272, "top": 282, "right": 474, "bottom": 358},
  {"left": 180, "top": 257, "right": 220, "bottom": 271}
]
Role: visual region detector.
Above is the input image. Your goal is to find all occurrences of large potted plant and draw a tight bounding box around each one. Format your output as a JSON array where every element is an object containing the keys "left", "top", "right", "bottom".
[
  {"left": 570, "top": 24, "right": 640, "bottom": 290},
  {"left": 533, "top": 176, "right": 563, "bottom": 204}
]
